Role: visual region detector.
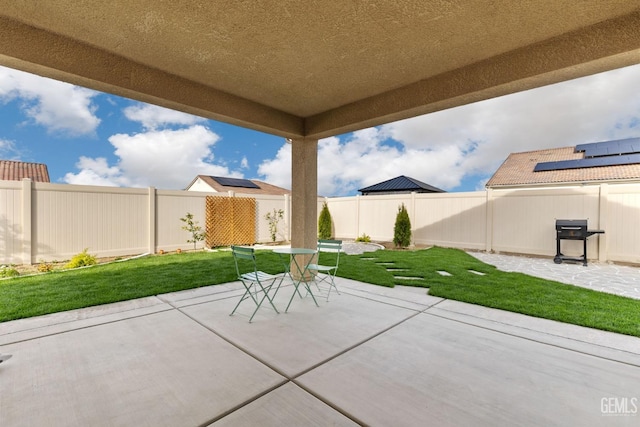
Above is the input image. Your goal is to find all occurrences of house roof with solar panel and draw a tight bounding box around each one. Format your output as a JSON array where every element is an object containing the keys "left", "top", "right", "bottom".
[
  {"left": 185, "top": 175, "right": 291, "bottom": 196},
  {"left": 486, "top": 137, "right": 640, "bottom": 189},
  {"left": 359, "top": 175, "right": 445, "bottom": 195}
]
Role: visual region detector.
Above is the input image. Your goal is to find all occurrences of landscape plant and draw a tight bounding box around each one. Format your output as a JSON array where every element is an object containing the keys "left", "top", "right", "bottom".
[
  {"left": 180, "top": 212, "right": 206, "bottom": 250},
  {"left": 265, "top": 209, "right": 284, "bottom": 242},
  {"left": 0, "top": 265, "right": 20, "bottom": 278},
  {"left": 318, "top": 202, "right": 333, "bottom": 239},
  {"left": 37, "top": 261, "right": 55, "bottom": 273},
  {"left": 355, "top": 233, "right": 371, "bottom": 243},
  {"left": 393, "top": 203, "right": 412, "bottom": 248},
  {"left": 64, "top": 248, "right": 97, "bottom": 269}
]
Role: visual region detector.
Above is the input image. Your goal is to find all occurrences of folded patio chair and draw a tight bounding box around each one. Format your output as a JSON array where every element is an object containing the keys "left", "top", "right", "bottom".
[
  {"left": 230, "top": 246, "right": 282, "bottom": 322},
  {"left": 307, "top": 239, "right": 342, "bottom": 301}
]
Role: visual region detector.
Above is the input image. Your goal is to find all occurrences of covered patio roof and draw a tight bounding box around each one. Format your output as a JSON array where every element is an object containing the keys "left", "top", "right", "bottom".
[
  {"left": 2, "top": 1, "right": 640, "bottom": 139},
  {"left": 2, "top": 1, "right": 640, "bottom": 250}
]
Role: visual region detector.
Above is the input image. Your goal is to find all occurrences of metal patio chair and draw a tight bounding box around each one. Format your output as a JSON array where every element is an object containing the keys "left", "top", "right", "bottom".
[
  {"left": 230, "top": 246, "right": 282, "bottom": 322},
  {"left": 307, "top": 239, "right": 342, "bottom": 301}
]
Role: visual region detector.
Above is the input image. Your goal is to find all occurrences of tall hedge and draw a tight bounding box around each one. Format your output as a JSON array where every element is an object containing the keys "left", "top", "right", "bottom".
[
  {"left": 393, "top": 203, "right": 412, "bottom": 248},
  {"left": 318, "top": 202, "right": 333, "bottom": 239}
]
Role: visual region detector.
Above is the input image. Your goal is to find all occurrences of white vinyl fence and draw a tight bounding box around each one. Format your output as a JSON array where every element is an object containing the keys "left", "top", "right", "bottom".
[
  {"left": 325, "top": 184, "right": 640, "bottom": 265},
  {"left": 1, "top": 179, "right": 639, "bottom": 265}
]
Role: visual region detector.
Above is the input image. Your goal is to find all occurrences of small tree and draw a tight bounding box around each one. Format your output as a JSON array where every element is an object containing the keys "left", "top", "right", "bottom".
[
  {"left": 318, "top": 202, "right": 333, "bottom": 239},
  {"left": 180, "top": 212, "right": 206, "bottom": 251},
  {"left": 265, "top": 209, "right": 284, "bottom": 242},
  {"left": 393, "top": 203, "right": 412, "bottom": 248}
]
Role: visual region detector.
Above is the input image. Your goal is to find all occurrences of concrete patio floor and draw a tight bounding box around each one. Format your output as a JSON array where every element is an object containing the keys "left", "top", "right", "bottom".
[{"left": 1, "top": 277, "right": 639, "bottom": 426}]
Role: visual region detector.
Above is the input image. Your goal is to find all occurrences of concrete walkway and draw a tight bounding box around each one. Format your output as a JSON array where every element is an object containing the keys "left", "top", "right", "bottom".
[{"left": 1, "top": 276, "right": 639, "bottom": 426}]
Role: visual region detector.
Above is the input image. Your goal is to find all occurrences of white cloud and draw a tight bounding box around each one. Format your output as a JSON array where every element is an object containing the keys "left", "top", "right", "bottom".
[
  {"left": 0, "top": 66, "right": 100, "bottom": 136},
  {"left": 0, "top": 138, "right": 21, "bottom": 159},
  {"left": 379, "top": 64, "right": 640, "bottom": 189},
  {"left": 63, "top": 157, "right": 125, "bottom": 186},
  {"left": 64, "top": 125, "right": 239, "bottom": 189},
  {"left": 260, "top": 64, "right": 640, "bottom": 196},
  {"left": 123, "top": 103, "right": 206, "bottom": 130},
  {"left": 257, "top": 143, "right": 291, "bottom": 190}
]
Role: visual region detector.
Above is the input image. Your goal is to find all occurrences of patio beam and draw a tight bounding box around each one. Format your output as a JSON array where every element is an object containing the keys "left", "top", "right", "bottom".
[
  {"left": 0, "top": 15, "right": 304, "bottom": 139},
  {"left": 304, "top": 11, "right": 640, "bottom": 139}
]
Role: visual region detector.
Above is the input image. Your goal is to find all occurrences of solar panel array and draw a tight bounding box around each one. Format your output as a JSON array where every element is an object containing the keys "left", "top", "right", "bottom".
[
  {"left": 534, "top": 137, "right": 640, "bottom": 172},
  {"left": 212, "top": 176, "right": 259, "bottom": 189},
  {"left": 576, "top": 137, "right": 640, "bottom": 157}
]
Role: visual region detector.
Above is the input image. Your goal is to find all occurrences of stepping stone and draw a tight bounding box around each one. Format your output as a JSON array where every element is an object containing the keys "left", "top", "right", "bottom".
[
  {"left": 468, "top": 270, "right": 486, "bottom": 276},
  {"left": 387, "top": 268, "right": 408, "bottom": 271},
  {"left": 437, "top": 271, "right": 452, "bottom": 276},
  {"left": 394, "top": 276, "right": 423, "bottom": 280},
  {"left": 376, "top": 262, "right": 395, "bottom": 266},
  {"left": 360, "top": 257, "right": 377, "bottom": 260}
]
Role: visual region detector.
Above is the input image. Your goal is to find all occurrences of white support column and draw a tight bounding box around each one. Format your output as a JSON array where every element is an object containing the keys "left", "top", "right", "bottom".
[
  {"left": 485, "top": 188, "right": 494, "bottom": 252},
  {"left": 355, "top": 195, "right": 360, "bottom": 239},
  {"left": 291, "top": 137, "right": 318, "bottom": 250},
  {"left": 21, "top": 178, "right": 33, "bottom": 265},
  {"left": 410, "top": 191, "right": 416, "bottom": 246},
  {"left": 283, "top": 193, "right": 291, "bottom": 242},
  {"left": 598, "top": 183, "right": 609, "bottom": 262},
  {"left": 148, "top": 187, "right": 157, "bottom": 254}
]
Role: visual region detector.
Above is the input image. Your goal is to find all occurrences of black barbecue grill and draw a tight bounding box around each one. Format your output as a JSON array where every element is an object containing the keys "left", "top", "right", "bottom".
[{"left": 554, "top": 219, "right": 604, "bottom": 266}]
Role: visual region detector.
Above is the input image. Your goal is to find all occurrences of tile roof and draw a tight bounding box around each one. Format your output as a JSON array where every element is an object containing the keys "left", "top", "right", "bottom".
[
  {"left": 359, "top": 175, "right": 445, "bottom": 194},
  {"left": 187, "top": 175, "right": 291, "bottom": 196},
  {"left": 0, "top": 160, "right": 50, "bottom": 182},
  {"left": 486, "top": 146, "right": 640, "bottom": 188}
]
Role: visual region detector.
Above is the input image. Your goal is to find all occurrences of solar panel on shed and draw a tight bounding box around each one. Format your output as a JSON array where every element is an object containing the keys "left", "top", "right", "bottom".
[{"left": 212, "top": 176, "right": 259, "bottom": 189}]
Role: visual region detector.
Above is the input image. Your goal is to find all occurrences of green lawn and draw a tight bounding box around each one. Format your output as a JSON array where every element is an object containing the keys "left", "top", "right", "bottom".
[{"left": 1, "top": 247, "right": 639, "bottom": 337}]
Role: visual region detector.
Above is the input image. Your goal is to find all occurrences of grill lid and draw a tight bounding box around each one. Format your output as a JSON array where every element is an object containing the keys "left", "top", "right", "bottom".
[{"left": 555, "top": 219, "right": 587, "bottom": 229}]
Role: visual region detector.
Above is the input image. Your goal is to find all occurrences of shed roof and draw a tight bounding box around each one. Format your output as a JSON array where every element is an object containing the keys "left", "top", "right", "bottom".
[
  {"left": 359, "top": 175, "right": 445, "bottom": 195},
  {"left": 187, "top": 175, "right": 291, "bottom": 196},
  {"left": 0, "top": 160, "right": 50, "bottom": 182},
  {"left": 486, "top": 143, "right": 640, "bottom": 188}
]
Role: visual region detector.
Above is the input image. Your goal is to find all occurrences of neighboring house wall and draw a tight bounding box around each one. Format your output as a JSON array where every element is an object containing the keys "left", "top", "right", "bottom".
[
  {"left": 188, "top": 177, "right": 220, "bottom": 193},
  {"left": 2, "top": 180, "right": 639, "bottom": 265}
]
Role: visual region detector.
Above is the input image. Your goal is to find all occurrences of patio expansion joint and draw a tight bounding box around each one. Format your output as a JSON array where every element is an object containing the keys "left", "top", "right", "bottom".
[
  {"left": 285, "top": 309, "right": 425, "bottom": 427},
  {"left": 167, "top": 307, "right": 323, "bottom": 426},
  {"left": 423, "top": 306, "right": 640, "bottom": 368},
  {"left": 196, "top": 380, "right": 290, "bottom": 427},
  {"left": 0, "top": 306, "right": 175, "bottom": 346},
  {"left": 175, "top": 297, "right": 424, "bottom": 427},
  {"left": 340, "top": 288, "right": 432, "bottom": 311}
]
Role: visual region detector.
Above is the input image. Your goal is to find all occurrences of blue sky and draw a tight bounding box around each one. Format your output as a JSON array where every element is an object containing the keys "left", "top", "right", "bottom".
[{"left": 2, "top": 63, "right": 640, "bottom": 196}]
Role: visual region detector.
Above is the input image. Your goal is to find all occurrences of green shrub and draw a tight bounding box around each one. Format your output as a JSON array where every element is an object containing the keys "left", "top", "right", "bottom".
[
  {"left": 393, "top": 203, "right": 412, "bottom": 248},
  {"left": 355, "top": 233, "right": 371, "bottom": 243},
  {"left": 0, "top": 266, "right": 20, "bottom": 278},
  {"left": 64, "top": 249, "right": 97, "bottom": 269},
  {"left": 318, "top": 202, "right": 333, "bottom": 239}
]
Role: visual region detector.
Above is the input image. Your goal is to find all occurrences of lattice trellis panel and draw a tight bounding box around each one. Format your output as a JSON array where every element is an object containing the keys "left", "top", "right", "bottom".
[{"left": 205, "top": 196, "right": 256, "bottom": 247}]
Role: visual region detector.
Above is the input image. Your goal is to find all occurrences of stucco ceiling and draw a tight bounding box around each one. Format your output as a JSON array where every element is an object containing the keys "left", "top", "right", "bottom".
[{"left": 2, "top": 1, "right": 640, "bottom": 139}]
